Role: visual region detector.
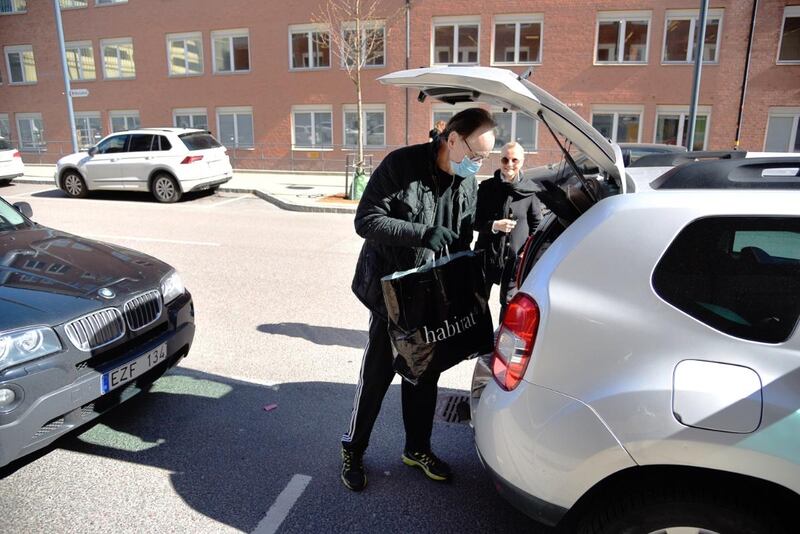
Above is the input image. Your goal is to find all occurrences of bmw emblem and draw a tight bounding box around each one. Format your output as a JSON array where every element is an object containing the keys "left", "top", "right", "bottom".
[{"left": 98, "top": 288, "right": 115, "bottom": 299}]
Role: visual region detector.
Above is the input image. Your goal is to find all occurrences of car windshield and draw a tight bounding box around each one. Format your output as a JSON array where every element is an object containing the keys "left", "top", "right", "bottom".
[
  {"left": 0, "top": 198, "right": 30, "bottom": 231},
  {"left": 0, "top": 138, "right": 13, "bottom": 150},
  {"left": 179, "top": 132, "right": 222, "bottom": 150}
]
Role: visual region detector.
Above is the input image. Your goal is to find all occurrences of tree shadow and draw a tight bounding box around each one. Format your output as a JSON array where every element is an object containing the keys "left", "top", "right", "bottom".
[{"left": 257, "top": 322, "right": 367, "bottom": 349}]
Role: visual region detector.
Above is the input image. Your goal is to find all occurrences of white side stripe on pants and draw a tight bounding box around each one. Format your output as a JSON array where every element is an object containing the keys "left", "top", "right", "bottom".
[{"left": 342, "top": 312, "right": 373, "bottom": 443}]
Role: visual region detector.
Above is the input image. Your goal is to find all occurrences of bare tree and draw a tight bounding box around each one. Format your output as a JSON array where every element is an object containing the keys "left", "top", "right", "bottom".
[{"left": 313, "top": 0, "right": 405, "bottom": 180}]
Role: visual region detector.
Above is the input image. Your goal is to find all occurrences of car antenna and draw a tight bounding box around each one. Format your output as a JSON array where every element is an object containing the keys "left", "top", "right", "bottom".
[{"left": 518, "top": 67, "right": 534, "bottom": 81}]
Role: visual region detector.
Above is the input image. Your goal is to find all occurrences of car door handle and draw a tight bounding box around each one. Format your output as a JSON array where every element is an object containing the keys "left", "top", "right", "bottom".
[{"left": 110, "top": 158, "right": 118, "bottom": 162}]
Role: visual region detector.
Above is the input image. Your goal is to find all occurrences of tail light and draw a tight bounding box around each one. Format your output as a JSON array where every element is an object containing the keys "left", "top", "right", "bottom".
[
  {"left": 491, "top": 293, "right": 540, "bottom": 391},
  {"left": 13, "top": 151, "right": 21, "bottom": 158},
  {"left": 181, "top": 155, "right": 203, "bottom": 164}
]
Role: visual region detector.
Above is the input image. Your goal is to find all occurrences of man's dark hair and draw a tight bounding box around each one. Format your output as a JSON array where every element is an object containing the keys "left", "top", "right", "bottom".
[{"left": 442, "top": 108, "right": 496, "bottom": 140}]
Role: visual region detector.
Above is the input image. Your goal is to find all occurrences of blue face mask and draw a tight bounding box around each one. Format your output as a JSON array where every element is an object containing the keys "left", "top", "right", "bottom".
[{"left": 450, "top": 156, "right": 482, "bottom": 177}]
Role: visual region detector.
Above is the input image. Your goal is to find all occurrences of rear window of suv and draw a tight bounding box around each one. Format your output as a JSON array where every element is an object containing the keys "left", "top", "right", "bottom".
[
  {"left": 653, "top": 216, "right": 800, "bottom": 343},
  {"left": 179, "top": 132, "right": 221, "bottom": 151}
]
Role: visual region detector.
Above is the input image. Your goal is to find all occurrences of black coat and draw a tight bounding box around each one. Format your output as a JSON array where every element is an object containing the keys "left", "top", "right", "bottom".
[
  {"left": 474, "top": 170, "right": 542, "bottom": 284},
  {"left": 351, "top": 141, "right": 478, "bottom": 319}
]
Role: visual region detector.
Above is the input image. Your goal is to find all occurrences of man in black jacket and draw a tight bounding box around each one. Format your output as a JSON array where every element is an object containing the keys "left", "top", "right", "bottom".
[
  {"left": 342, "top": 108, "right": 496, "bottom": 492},
  {"left": 475, "top": 142, "right": 542, "bottom": 320}
]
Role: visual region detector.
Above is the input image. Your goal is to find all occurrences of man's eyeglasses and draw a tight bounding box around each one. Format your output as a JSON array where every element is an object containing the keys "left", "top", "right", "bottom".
[
  {"left": 500, "top": 157, "right": 520, "bottom": 165},
  {"left": 463, "top": 137, "right": 489, "bottom": 163}
]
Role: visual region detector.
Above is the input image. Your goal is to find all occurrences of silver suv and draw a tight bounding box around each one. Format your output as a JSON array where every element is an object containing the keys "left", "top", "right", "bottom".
[{"left": 382, "top": 67, "right": 799, "bottom": 533}]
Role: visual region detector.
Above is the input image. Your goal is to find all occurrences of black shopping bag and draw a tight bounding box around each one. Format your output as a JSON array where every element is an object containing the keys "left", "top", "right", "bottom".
[{"left": 381, "top": 250, "right": 494, "bottom": 383}]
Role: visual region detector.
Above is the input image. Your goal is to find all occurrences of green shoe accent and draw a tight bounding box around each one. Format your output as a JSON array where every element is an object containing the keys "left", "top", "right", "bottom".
[{"left": 402, "top": 451, "right": 451, "bottom": 482}]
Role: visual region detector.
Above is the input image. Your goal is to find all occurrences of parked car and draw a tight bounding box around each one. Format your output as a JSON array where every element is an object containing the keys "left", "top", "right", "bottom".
[
  {"left": 55, "top": 128, "right": 233, "bottom": 203},
  {"left": 381, "top": 66, "right": 799, "bottom": 533},
  {"left": 0, "top": 138, "right": 25, "bottom": 186},
  {"left": 0, "top": 195, "right": 195, "bottom": 468}
]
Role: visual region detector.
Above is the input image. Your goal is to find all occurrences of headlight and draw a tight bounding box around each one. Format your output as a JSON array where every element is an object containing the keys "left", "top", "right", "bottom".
[
  {"left": 160, "top": 270, "right": 185, "bottom": 304},
  {"left": 0, "top": 326, "right": 62, "bottom": 372}
]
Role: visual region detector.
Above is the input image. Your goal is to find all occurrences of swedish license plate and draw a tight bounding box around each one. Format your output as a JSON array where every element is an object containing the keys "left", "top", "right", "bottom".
[{"left": 101, "top": 343, "right": 168, "bottom": 394}]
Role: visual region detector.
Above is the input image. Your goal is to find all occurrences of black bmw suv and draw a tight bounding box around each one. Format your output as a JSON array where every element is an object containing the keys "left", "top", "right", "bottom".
[{"left": 0, "top": 196, "right": 194, "bottom": 468}]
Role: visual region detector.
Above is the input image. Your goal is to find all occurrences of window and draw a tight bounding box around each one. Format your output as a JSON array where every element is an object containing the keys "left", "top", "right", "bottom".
[
  {"left": 289, "top": 25, "right": 330, "bottom": 70},
  {"left": 343, "top": 105, "right": 385, "bottom": 147},
  {"left": 663, "top": 9, "right": 723, "bottom": 63},
  {"left": 96, "top": 0, "right": 126, "bottom": 5},
  {"left": 179, "top": 132, "right": 221, "bottom": 150},
  {"left": 96, "top": 134, "right": 128, "bottom": 154},
  {"left": 492, "top": 109, "right": 537, "bottom": 152},
  {"left": 655, "top": 107, "right": 710, "bottom": 150},
  {"left": 0, "top": 114, "right": 10, "bottom": 139},
  {"left": 109, "top": 110, "right": 139, "bottom": 132},
  {"left": 127, "top": 134, "right": 155, "bottom": 152},
  {"left": 778, "top": 6, "right": 800, "bottom": 63},
  {"left": 15, "top": 113, "right": 45, "bottom": 151},
  {"left": 292, "top": 107, "right": 332, "bottom": 149},
  {"left": 173, "top": 108, "right": 208, "bottom": 130},
  {"left": 167, "top": 32, "right": 203, "bottom": 76},
  {"left": 653, "top": 217, "right": 800, "bottom": 344},
  {"left": 765, "top": 108, "right": 800, "bottom": 152},
  {"left": 595, "top": 12, "right": 650, "bottom": 64},
  {"left": 73, "top": 112, "right": 102, "bottom": 149},
  {"left": 59, "top": 0, "right": 87, "bottom": 8},
  {"left": 65, "top": 41, "right": 95, "bottom": 81},
  {"left": 590, "top": 106, "right": 643, "bottom": 143},
  {"left": 0, "top": 1, "right": 26, "bottom": 14},
  {"left": 492, "top": 15, "right": 542, "bottom": 65},
  {"left": 217, "top": 107, "right": 254, "bottom": 148},
  {"left": 5, "top": 45, "right": 37, "bottom": 84},
  {"left": 341, "top": 21, "right": 385, "bottom": 67},
  {"left": 101, "top": 38, "right": 135, "bottom": 79},
  {"left": 432, "top": 17, "right": 480, "bottom": 65},
  {"left": 212, "top": 29, "right": 250, "bottom": 73}
]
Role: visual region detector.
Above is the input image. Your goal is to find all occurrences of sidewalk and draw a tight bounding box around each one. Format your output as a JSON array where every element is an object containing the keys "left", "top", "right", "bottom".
[{"left": 17, "top": 164, "right": 359, "bottom": 214}]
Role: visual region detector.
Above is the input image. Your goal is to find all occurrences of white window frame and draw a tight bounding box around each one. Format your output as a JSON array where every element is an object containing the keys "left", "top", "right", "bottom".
[
  {"left": 431, "top": 16, "right": 481, "bottom": 66},
  {"left": 166, "top": 32, "right": 204, "bottom": 77},
  {"left": 764, "top": 107, "right": 800, "bottom": 152},
  {"left": 65, "top": 40, "right": 95, "bottom": 81},
  {"left": 216, "top": 106, "right": 254, "bottom": 149},
  {"left": 100, "top": 37, "right": 135, "bottom": 79},
  {"left": 589, "top": 105, "right": 644, "bottom": 143},
  {"left": 0, "top": 113, "right": 11, "bottom": 139},
  {"left": 95, "top": 0, "right": 127, "bottom": 6},
  {"left": 73, "top": 111, "right": 102, "bottom": 149},
  {"left": 654, "top": 105, "right": 711, "bottom": 150},
  {"left": 662, "top": 9, "right": 724, "bottom": 65},
  {"left": 287, "top": 24, "right": 331, "bottom": 71},
  {"left": 342, "top": 104, "right": 386, "bottom": 148},
  {"left": 491, "top": 14, "right": 543, "bottom": 66},
  {"left": 212, "top": 29, "right": 250, "bottom": 74},
  {"left": 4, "top": 45, "right": 37, "bottom": 84},
  {"left": 594, "top": 11, "right": 651, "bottom": 65},
  {"left": 490, "top": 107, "right": 539, "bottom": 153},
  {"left": 777, "top": 6, "right": 800, "bottom": 65},
  {"left": 291, "top": 105, "right": 333, "bottom": 151},
  {"left": 173, "top": 108, "right": 208, "bottom": 130},
  {"left": 15, "top": 112, "right": 45, "bottom": 152},
  {"left": 340, "top": 20, "right": 386, "bottom": 69},
  {"left": 0, "top": 0, "right": 27, "bottom": 14},
  {"left": 109, "top": 109, "right": 140, "bottom": 132},
  {"left": 60, "top": 0, "right": 88, "bottom": 9}
]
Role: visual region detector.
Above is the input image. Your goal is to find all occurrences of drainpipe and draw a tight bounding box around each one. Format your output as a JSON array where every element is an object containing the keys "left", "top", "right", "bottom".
[
  {"left": 734, "top": 0, "right": 759, "bottom": 150},
  {"left": 687, "top": 0, "right": 709, "bottom": 151},
  {"left": 53, "top": 0, "right": 78, "bottom": 154},
  {"left": 405, "top": 0, "right": 411, "bottom": 146}
]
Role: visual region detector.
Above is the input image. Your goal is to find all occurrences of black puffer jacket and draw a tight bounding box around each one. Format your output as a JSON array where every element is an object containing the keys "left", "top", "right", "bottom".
[{"left": 351, "top": 141, "right": 478, "bottom": 319}]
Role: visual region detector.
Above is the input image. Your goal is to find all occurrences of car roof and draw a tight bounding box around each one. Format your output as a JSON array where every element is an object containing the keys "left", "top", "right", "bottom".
[{"left": 108, "top": 128, "right": 205, "bottom": 135}]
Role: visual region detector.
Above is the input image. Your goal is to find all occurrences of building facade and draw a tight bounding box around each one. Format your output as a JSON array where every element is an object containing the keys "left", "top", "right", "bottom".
[{"left": 0, "top": 0, "right": 798, "bottom": 171}]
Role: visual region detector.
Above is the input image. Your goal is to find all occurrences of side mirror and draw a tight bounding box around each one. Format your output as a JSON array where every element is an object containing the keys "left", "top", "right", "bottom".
[
  {"left": 621, "top": 149, "right": 632, "bottom": 167},
  {"left": 88, "top": 146, "right": 97, "bottom": 156},
  {"left": 13, "top": 202, "right": 33, "bottom": 218}
]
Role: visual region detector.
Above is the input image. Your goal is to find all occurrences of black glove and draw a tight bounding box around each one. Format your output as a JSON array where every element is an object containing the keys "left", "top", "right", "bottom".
[{"left": 422, "top": 226, "right": 458, "bottom": 251}]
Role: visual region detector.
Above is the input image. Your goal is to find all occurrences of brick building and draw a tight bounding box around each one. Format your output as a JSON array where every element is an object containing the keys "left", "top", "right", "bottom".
[{"left": 0, "top": 0, "right": 798, "bottom": 171}]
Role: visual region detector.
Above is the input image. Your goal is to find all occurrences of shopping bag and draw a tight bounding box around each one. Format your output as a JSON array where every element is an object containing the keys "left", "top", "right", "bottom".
[{"left": 381, "top": 249, "right": 494, "bottom": 383}]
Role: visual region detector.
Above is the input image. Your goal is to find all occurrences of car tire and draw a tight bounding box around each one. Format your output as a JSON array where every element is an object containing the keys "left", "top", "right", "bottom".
[
  {"left": 62, "top": 171, "right": 88, "bottom": 198},
  {"left": 0, "top": 179, "right": 11, "bottom": 187},
  {"left": 151, "top": 173, "right": 182, "bottom": 203},
  {"left": 577, "top": 486, "right": 786, "bottom": 534}
]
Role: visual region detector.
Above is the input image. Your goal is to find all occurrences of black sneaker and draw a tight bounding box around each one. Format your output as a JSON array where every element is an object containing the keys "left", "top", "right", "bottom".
[
  {"left": 401, "top": 450, "right": 452, "bottom": 482},
  {"left": 341, "top": 447, "right": 367, "bottom": 491}
]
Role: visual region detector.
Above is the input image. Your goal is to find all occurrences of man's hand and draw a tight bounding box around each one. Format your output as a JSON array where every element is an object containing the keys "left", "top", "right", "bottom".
[
  {"left": 492, "top": 219, "right": 517, "bottom": 233},
  {"left": 422, "top": 226, "right": 458, "bottom": 251}
]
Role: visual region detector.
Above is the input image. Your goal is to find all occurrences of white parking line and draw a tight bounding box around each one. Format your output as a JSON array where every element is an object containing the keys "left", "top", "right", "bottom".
[
  {"left": 209, "top": 195, "right": 249, "bottom": 208},
  {"left": 252, "top": 474, "right": 312, "bottom": 534},
  {"left": 84, "top": 234, "right": 221, "bottom": 247}
]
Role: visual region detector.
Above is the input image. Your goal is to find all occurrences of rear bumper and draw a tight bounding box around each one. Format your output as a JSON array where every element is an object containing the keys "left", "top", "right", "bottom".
[
  {"left": 0, "top": 292, "right": 195, "bottom": 468},
  {"left": 0, "top": 172, "right": 23, "bottom": 181},
  {"left": 187, "top": 176, "right": 232, "bottom": 192}
]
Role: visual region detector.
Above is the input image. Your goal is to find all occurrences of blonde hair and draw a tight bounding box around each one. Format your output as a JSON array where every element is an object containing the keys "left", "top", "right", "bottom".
[{"left": 502, "top": 141, "right": 524, "bottom": 154}]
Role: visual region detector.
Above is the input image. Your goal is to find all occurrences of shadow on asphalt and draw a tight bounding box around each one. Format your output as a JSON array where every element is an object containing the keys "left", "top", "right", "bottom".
[
  {"left": 27, "top": 188, "right": 217, "bottom": 203},
  {"left": 0, "top": 367, "right": 553, "bottom": 533},
  {"left": 257, "top": 322, "right": 368, "bottom": 349}
]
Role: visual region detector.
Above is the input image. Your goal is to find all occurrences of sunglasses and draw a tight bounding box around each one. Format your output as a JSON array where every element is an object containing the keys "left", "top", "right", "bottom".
[{"left": 501, "top": 157, "right": 520, "bottom": 165}]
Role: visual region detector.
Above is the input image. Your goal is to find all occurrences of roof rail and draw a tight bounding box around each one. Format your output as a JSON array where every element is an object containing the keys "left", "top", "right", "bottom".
[
  {"left": 650, "top": 156, "right": 800, "bottom": 190},
  {"left": 631, "top": 150, "right": 745, "bottom": 168}
]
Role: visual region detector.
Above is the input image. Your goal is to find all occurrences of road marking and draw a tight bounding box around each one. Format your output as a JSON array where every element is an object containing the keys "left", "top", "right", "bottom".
[
  {"left": 84, "top": 234, "right": 221, "bottom": 247},
  {"left": 209, "top": 195, "right": 249, "bottom": 208},
  {"left": 252, "top": 474, "right": 312, "bottom": 534}
]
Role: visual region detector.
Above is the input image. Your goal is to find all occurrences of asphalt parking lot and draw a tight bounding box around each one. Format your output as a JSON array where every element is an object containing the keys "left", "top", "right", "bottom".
[{"left": 0, "top": 183, "right": 547, "bottom": 534}]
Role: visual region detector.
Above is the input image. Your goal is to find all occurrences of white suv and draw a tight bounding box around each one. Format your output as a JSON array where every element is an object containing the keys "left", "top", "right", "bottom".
[
  {"left": 0, "top": 137, "right": 24, "bottom": 186},
  {"left": 55, "top": 128, "right": 233, "bottom": 203},
  {"left": 383, "top": 67, "right": 799, "bottom": 533}
]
